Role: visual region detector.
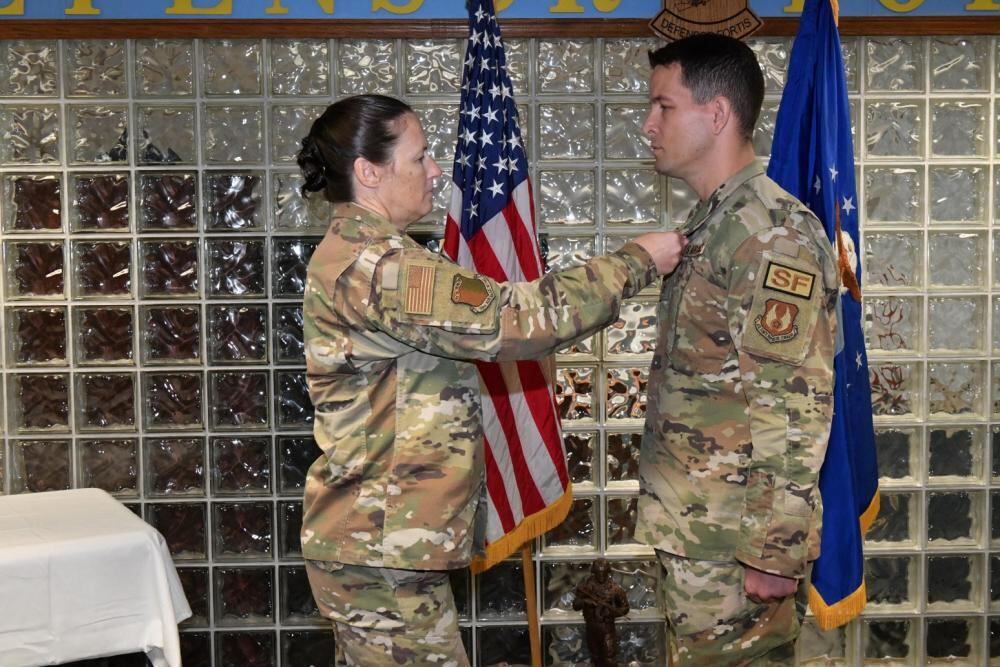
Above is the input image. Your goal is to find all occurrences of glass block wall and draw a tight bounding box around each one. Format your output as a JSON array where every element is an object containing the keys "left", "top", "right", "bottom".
[{"left": 0, "top": 34, "right": 995, "bottom": 666}]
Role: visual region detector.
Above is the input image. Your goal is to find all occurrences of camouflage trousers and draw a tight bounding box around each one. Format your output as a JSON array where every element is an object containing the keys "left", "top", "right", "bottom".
[
  {"left": 656, "top": 551, "right": 810, "bottom": 667},
  {"left": 305, "top": 559, "right": 470, "bottom": 667}
]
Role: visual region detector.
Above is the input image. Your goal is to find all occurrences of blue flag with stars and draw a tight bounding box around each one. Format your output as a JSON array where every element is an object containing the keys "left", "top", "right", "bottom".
[{"left": 767, "top": 0, "right": 880, "bottom": 630}]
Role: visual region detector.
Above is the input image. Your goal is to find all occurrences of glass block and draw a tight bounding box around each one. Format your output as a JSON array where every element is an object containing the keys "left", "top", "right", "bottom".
[
  {"left": 281, "top": 631, "right": 332, "bottom": 667},
  {"left": 866, "top": 555, "right": 916, "bottom": 610},
  {"left": 179, "top": 633, "right": 211, "bottom": 667},
  {"left": 504, "top": 38, "right": 529, "bottom": 96},
  {"left": 606, "top": 496, "right": 639, "bottom": 548},
  {"left": 554, "top": 367, "right": 594, "bottom": 422},
  {"left": 8, "top": 307, "right": 66, "bottom": 366},
  {"left": 10, "top": 439, "right": 71, "bottom": 493},
  {"left": 337, "top": 40, "right": 396, "bottom": 95},
  {"left": 209, "top": 371, "right": 269, "bottom": 430},
  {"left": 10, "top": 373, "right": 69, "bottom": 432},
  {"left": 867, "top": 37, "right": 924, "bottom": 92},
  {"left": 607, "top": 299, "right": 657, "bottom": 356},
  {"left": 272, "top": 172, "right": 330, "bottom": 233},
  {"left": 603, "top": 38, "right": 655, "bottom": 94},
  {"left": 864, "top": 231, "right": 923, "bottom": 288},
  {"left": 876, "top": 427, "right": 919, "bottom": 484},
  {"left": 206, "top": 240, "right": 266, "bottom": 298},
  {"left": 932, "top": 232, "right": 987, "bottom": 288},
  {"left": 931, "top": 37, "right": 988, "bottom": 91},
  {"left": 79, "top": 438, "right": 138, "bottom": 497},
  {"left": 72, "top": 241, "right": 132, "bottom": 298},
  {"left": 928, "top": 361, "right": 984, "bottom": 417},
  {"left": 927, "top": 426, "right": 985, "bottom": 484},
  {"left": 926, "top": 617, "right": 979, "bottom": 662},
  {"left": 604, "top": 104, "right": 648, "bottom": 160},
  {"left": 543, "top": 560, "right": 589, "bottom": 616},
  {"left": 865, "top": 101, "right": 923, "bottom": 158},
  {"left": 215, "top": 568, "right": 274, "bottom": 627},
  {"left": 450, "top": 568, "right": 471, "bottom": 620},
  {"left": 0, "top": 105, "right": 60, "bottom": 164},
  {"left": 270, "top": 105, "right": 325, "bottom": 163},
  {"left": 279, "top": 566, "right": 320, "bottom": 625},
  {"left": 145, "top": 437, "right": 205, "bottom": 497},
  {"left": 866, "top": 296, "right": 920, "bottom": 353},
  {"left": 412, "top": 104, "right": 458, "bottom": 163},
  {"left": 928, "top": 555, "right": 981, "bottom": 611},
  {"left": 477, "top": 560, "right": 525, "bottom": 620},
  {"left": 478, "top": 626, "right": 530, "bottom": 667},
  {"left": 864, "top": 618, "right": 916, "bottom": 664},
  {"left": 136, "top": 104, "right": 196, "bottom": 164},
  {"left": 212, "top": 437, "right": 271, "bottom": 496},
  {"left": 606, "top": 367, "right": 647, "bottom": 421},
  {"left": 544, "top": 496, "right": 595, "bottom": 551},
  {"left": 870, "top": 362, "right": 920, "bottom": 418},
  {"left": 202, "top": 40, "right": 262, "bottom": 96},
  {"left": 545, "top": 236, "right": 595, "bottom": 274},
  {"left": 6, "top": 241, "right": 64, "bottom": 299},
  {"left": 864, "top": 167, "right": 923, "bottom": 224},
  {"left": 277, "top": 436, "right": 321, "bottom": 495},
  {"left": 749, "top": 38, "right": 790, "bottom": 91},
  {"left": 933, "top": 100, "right": 986, "bottom": 157},
  {"left": 77, "top": 372, "right": 135, "bottom": 431},
  {"left": 71, "top": 173, "right": 129, "bottom": 232},
  {"left": 930, "top": 166, "right": 985, "bottom": 223},
  {"left": 272, "top": 239, "right": 319, "bottom": 297},
  {"left": 607, "top": 431, "right": 641, "bottom": 485},
  {"left": 142, "top": 373, "right": 204, "bottom": 430},
  {"left": 993, "top": 616, "right": 1000, "bottom": 659},
  {"left": 138, "top": 172, "right": 197, "bottom": 231},
  {"left": 205, "top": 171, "right": 264, "bottom": 231},
  {"left": 208, "top": 305, "right": 267, "bottom": 364},
  {"left": 141, "top": 306, "right": 201, "bottom": 363},
  {"left": 562, "top": 431, "right": 595, "bottom": 487},
  {"left": 135, "top": 39, "right": 194, "bottom": 97},
  {"left": 995, "top": 298, "right": 1000, "bottom": 352},
  {"left": 203, "top": 104, "right": 264, "bottom": 164},
  {"left": 67, "top": 104, "right": 127, "bottom": 164},
  {"left": 543, "top": 624, "right": 588, "bottom": 665},
  {"left": 753, "top": 97, "right": 780, "bottom": 158},
  {"left": 867, "top": 491, "right": 917, "bottom": 548},
  {"left": 2, "top": 173, "right": 61, "bottom": 232},
  {"left": 141, "top": 240, "right": 198, "bottom": 297},
  {"left": 278, "top": 500, "right": 303, "bottom": 559},
  {"left": 75, "top": 306, "right": 133, "bottom": 365},
  {"left": 64, "top": 39, "right": 125, "bottom": 97},
  {"left": 539, "top": 170, "right": 594, "bottom": 227},
  {"left": 929, "top": 297, "right": 984, "bottom": 352},
  {"left": 405, "top": 39, "right": 461, "bottom": 94},
  {"left": 270, "top": 39, "right": 329, "bottom": 96},
  {"left": 798, "top": 622, "right": 846, "bottom": 665},
  {"left": 214, "top": 502, "right": 273, "bottom": 560},
  {"left": 538, "top": 104, "right": 595, "bottom": 160},
  {"left": 928, "top": 490, "right": 980, "bottom": 546},
  {"left": 177, "top": 567, "right": 210, "bottom": 628},
  {"left": 0, "top": 40, "right": 58, "bottom": 96},
  {"left": 669, "top": 177, "right": 698, "bottom": 225},
  {"left": 604, "top": 170, "right": 660, "bottom": 227},
  {"left": 275, "top": 371, "right": 313, "bottom": 431},
  {"left": 146, "top": 502, "right": 207, "bottom": 560},
  {"left": 273, "top": 304, "right": 304, "bottom": 365},
  {"left": 993, "top": 364, "right": 1000, "bottom": 416},
  {"left": 537, "top": 39, "right": 594, "bottom": 93}
]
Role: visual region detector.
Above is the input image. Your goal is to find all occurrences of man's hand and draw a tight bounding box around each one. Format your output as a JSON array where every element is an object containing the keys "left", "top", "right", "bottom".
[
  {"left": 633, "top": 231, "right": 688, "bottom": 275},
  {"left": 743, "top": 565, "right": 797, "bottom": 603}
]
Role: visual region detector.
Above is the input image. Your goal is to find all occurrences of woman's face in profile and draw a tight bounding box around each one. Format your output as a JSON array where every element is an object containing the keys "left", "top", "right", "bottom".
[{"left": 377, "top": 113, "right": 443, "bottom": 228}]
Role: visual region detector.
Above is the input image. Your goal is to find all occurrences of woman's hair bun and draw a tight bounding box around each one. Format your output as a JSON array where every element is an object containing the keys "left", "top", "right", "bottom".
[{"left": 297, "top": 135, "right": 328, "bottom": 195}]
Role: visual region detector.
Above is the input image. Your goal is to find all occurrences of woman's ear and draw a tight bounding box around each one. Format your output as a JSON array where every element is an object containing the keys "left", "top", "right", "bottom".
[{"left": 353, "top": 156, "right": 383, "bottom": 189}]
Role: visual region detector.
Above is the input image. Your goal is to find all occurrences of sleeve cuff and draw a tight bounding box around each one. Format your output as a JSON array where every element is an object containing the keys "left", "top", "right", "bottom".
[{"left": 615, "top": 242, "right": 659, "bottom": 298}]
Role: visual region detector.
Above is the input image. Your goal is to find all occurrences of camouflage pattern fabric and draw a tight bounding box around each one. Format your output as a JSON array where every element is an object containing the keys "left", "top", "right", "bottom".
[
  {"left": 637, "top": 161, "right": 838, "bottom": 581},
  {"left": 301, "top": 202, "right": 657, "bottom": 571},
  {"left": 658, "top": 551, "right": 811, "bottom": 666},
  {"left": 305, "top": 559, "right": 469, "bottom": 666}
]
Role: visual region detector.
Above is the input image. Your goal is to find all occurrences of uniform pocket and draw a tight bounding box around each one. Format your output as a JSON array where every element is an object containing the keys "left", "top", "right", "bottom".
[
  {"left": 314, "top": 393, "right": 370, "bottom": 485},
  {"left": 669, "top": 265, "right": 731, "bottom": 375}
]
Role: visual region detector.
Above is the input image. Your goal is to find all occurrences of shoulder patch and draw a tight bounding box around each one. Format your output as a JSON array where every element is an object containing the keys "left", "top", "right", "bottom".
[
  {"left": 451, "top": 274, "right": 495, "bottom": 313},
  {"left": 403, "top": 262, "right": 436, "bottom": 315},
  {"left": 763, "top": 261, "right": 815, "bottom": 299},
  {"left": 754, "top": 299, "right": 799, "bottom": 343}
]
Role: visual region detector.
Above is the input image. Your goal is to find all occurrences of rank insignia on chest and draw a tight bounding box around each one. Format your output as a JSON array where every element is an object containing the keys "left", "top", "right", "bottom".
[
  {"left": 763, "top": 261, "right": 814, "bottom": 299},
  {"left": 754, "top": 298, "right": 799, "bottom": 343},
  {"left": 451, "top": 274, "right": 495, "bottom": 313},
  {"left": 404, "top": 263, "right": 436, "bottom": 315}
]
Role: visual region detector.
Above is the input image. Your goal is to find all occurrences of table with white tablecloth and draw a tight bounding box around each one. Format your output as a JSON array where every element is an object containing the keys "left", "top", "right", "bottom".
[{"left": 0, "top": 488, "right": 191, "bottom": 667}]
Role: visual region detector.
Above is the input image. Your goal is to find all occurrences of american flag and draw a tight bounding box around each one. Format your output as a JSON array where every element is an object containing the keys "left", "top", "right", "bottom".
[{"left": 443, "top": 0, "right": 571, "bottom": 572}]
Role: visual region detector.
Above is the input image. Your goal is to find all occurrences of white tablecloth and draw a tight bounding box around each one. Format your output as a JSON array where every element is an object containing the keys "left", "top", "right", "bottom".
[{"left": 0, "top": 488, "right": 191, "bottom": 667}]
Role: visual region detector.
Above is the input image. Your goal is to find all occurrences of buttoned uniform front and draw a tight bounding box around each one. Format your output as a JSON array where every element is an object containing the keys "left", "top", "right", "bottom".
[{"left": 636, "top": 162, "right": 839, "bottom": 664}]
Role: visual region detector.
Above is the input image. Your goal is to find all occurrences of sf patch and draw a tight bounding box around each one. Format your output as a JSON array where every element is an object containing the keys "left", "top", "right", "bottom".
[
  {"left": 763, "top": 261, "right": 814, "bottom": 299},
  {"left": 742, "top": 253, "right": 823, "bottom": 365},
  {"left": 754, "top": 299, "right": 799, "bottom": 343},
  {"left": 451, "top": 274, "right": 495, "bottom": 313}
]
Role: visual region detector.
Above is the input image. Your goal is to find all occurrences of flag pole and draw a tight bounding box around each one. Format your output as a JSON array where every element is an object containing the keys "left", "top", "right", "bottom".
[{"left": 521, "top": 543, "right": 541, "bottom": 667}]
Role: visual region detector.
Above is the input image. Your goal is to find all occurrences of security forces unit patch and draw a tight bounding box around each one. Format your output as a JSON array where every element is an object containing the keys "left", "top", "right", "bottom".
[
  {"left": 741, "top": 253, "right": 823, "bottom": 365},
  {"left": 754, "top": 298, "right": 799, "bottom": 343},
  {"left": 763, "top": 261, "right": 815, "bottom": 299}
]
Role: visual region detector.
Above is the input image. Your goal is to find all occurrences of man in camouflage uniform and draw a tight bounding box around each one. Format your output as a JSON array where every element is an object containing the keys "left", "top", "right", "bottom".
[
  {"left": 302, "top": 190, "right": 685, "bottom": 662},
  {"left": 636, "top": 34, "right": 839, "bottom": 665}
]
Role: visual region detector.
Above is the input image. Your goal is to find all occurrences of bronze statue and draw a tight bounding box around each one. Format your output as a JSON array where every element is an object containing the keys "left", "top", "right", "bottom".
[{"left": 573, "top": 558, "right": 629, "bottom": 667}]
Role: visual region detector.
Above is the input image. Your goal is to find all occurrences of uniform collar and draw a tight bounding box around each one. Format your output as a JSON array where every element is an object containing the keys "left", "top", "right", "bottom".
[
  {"left": 680, "top": 161, "right": 765, "bottom": 237},
  {"left": 332, "top": 202, "right": 401, "bottom": 237}
]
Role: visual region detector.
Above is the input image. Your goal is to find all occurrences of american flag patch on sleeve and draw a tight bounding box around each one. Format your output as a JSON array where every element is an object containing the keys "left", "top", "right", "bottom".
[{"left": 404, "top": 263, "right": 436, "bottom": 316}]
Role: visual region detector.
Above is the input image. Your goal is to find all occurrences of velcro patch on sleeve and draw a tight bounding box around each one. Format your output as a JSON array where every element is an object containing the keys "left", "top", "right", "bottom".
[
  {"left": 403, "top": 262, "right": 436, "bottom": 315},
  {"left": 763, "top": 261, "right": 815, "bottom": 299},
  {"left": 451, "top": 274, "right": 495, "bottom": 313}
]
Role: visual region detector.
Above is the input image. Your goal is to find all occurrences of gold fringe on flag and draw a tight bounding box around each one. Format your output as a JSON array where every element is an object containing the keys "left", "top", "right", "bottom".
[{"left": 470, "top": 486, "right": 574, "bottom": 574}]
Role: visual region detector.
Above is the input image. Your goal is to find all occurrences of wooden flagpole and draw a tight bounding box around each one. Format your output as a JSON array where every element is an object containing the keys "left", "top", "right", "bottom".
[{"left": 521, "top": 543, "right": 542, "bottom": 667}]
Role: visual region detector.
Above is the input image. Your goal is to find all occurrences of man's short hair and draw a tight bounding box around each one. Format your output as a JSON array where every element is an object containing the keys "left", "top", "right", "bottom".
[{"left": 648, "top": 34, "right": 765, "bottom": 142}]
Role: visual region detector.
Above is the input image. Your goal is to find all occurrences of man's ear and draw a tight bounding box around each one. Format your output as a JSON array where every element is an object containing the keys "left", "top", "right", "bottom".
[
  {"left": 710, "top": 96, "right": 732, "bottom": 135},
  {"left": 353, "top": 156, "right": 383, "bottom": 189}
]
